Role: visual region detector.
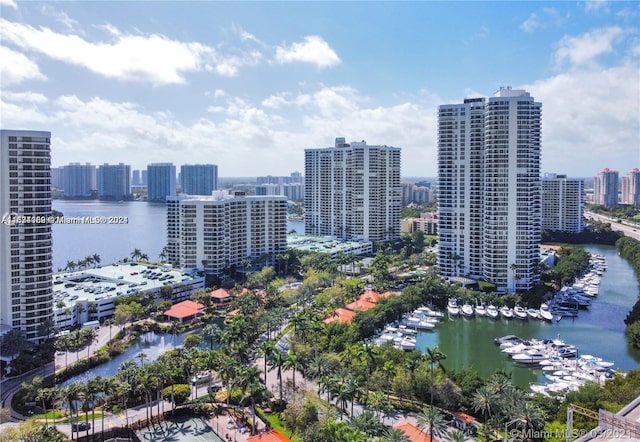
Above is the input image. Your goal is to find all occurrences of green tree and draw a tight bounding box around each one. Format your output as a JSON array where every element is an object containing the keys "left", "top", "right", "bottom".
[{"left": 417, "top": 406, "right": 448, "bottom": 442}]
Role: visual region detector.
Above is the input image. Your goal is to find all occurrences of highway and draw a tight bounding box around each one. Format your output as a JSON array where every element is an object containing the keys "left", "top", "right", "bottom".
[{"left": 585, "top": 211, "right": 640, "bottom": 241}]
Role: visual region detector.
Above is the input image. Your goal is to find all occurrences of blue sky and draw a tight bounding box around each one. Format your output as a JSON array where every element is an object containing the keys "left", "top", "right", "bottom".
[{"left": 1, "top": 1, "right": 638, "bottom": 178}]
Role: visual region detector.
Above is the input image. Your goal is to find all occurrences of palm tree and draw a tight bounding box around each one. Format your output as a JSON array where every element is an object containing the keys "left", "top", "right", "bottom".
[
  {"left": 36, "top": 387, "right": 57, "bottom": 427},
  {"left": 425, "top": 346, "right": 447, "bottom": 407},
  {"left": 61, "top": 382, "right": 82, "bottom": 441},
  {"left": 159, "top": 246, "right": 169, "bottom": 262},
  {"left": 137, "top": 351, "right": 148, "bottom": 367},
  {"left": 236, "top": 366, "right": 265, "bottom": 434},
  {"left": 65, "top": 260, "right": 76, "bottom": 272},
  {"left": 130, "top": 248, "right": 143, "bottom": 261},
  {"left": 511, "top": 402, "right": 546, "bottom": 438},
  {"left": 256, "top": 340, "right": 276, "bottom": 383},
  {"left": 471, "top": 385, "right": 498, "bottom": 424},
  {"left": 417, "top": 406, "right": 448, "bottom": 442},
  {"left": 100, "top": 376, "right": 116, "bottom": 438},
  {"left": 446, "top": 429, "right": 468, "bottom": 442},
  {"left": 92, "top": 253, "right": 101, "bottom": 268},
  {"left": 268, "top": 351, "right": 286, "bottom": 401},
  {"left": 87, "top": 376, "right": 103, "bottom": 438},
  {"left": 114, "top": 381, "right": 131, "bottom": 429},
  {"left": 382, "top": 428, "right": 411, "bottom": 442},
  {"left": 282, "top": 350, "right": 303, "bottom": 391}
]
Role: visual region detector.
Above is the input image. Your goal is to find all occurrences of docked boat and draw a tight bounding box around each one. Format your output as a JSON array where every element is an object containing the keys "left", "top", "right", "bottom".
[
  {"left": 416, "top": 306, "right": 445, "bottom": 318},
  {"left": 499, "top": 306, "right": 514, "bottom": 319},
  {"left": 404, "top": 316, "right": 435, "bottom": 330},
  {"left": 512, "top": 350, "right": 548, "bottom": 365},
  {"left": 461, "top": 303, "right": 475, "bottom": 318},
  {"left": 486, "top": 305, "right": 499, "bottom": 320},
  {"left": 475, "top": 302, "right": 487, "bottom": 317},
  {"left": 527, "top": 308, "right": 540, "bottom": 320},
  {"left": 539, "top": 304, "right": 553, "bottom": 322},
  {"left": 494, "top": 334, "right": 520, "bottom": 345},
  {"left": 447, "top": 299, "right": 460, "bottom": 317},
  {"left": 513, "top": 306, "right": 528, "bottom": 320}
]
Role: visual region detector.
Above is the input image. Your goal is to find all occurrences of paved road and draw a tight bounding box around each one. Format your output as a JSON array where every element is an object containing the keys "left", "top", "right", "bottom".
[{"left": 585, "top": 211, "right": 640, "bottom": 241}]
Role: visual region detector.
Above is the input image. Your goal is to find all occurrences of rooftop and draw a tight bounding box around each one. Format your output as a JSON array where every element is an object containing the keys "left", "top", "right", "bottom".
[
  {"left": 286, "top": 234, "right": 372, "bottom": 255},
  {"left": 165, "top": 300, "right": 205, "bottom": 320},
  {"left": 53, "top": 262, "right": 202, "bottom": 309}
]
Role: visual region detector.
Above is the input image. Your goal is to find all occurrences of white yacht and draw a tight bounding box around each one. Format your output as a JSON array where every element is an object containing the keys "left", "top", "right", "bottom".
[
  {"left": 447, "top": 299, "right": 460, "bottom": 317},
  {"left": 499, "top": 306, "right": 514, "bottom": 319},
  {"left": 486, "top": 305, "right": 499, "bottom": 319}
]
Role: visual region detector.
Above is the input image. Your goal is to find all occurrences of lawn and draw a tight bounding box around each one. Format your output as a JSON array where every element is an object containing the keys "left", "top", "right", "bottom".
[{"left": 258, "top": 410, "right": 300, "bottom": 442}]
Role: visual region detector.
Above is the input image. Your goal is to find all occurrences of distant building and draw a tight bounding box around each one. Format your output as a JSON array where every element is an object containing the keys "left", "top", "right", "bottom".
[
  {"left": 621, "top": 168, "right": 640, "bottom": 207},
  {"left": 141, "top": 169, "right": 148, "bottom": 186},
  {"left": 167, "top": 191, "right": 287, "bottom": 275},
  {"left": 147, "top": 163, "right": 176, "bottom": 202},
  {"left": 97, "top": 163, "right": 132, "bottom": 200},
  {"left": 1, "top": 130, "right": 54, "bottom": 341},
  {"left": 401, "top": 182, "right": 434, "bottom": 205},
  {"left": 401, "top": 212, "right": 438, "bottom": 235},
  {"left": 132, "top": 169, "right": 142, "bottom": 186},
  {"left": 594, "top": 168, "right": 619, "bottom": 208},
  {"left": 256, "top": 183, "right": 304, "bottom": 200},
  {"left": 305, "top": 137, "right": 401, "bottom": 242},
  {"left": 180, "top": 164, "right": 218, "bottom": 195},
  {"left": 542, "top": 173, "right": 585, "bottom": 233},
  {"left": 51, "top": 167, "right": 64, "bottom": 189},
  {"left": 62, "top": 162, "right": 96, "bottom": 198},
  {"left": 438, "top": 88, "right": 542, "bottom": 293},
  {"left": 257, "top": 172, "right": 303, "bottom": 185}
]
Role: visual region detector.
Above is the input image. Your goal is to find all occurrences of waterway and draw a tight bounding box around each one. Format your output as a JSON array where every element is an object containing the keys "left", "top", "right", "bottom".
[
  {"left": 52, "top": 201, "right": 639, "bottom": 387},
  {"left": 415, "top": 244, "right": 640, "bottom": 387},
  {"left": 59, "top": 331, "right": 188, "bottom": 387}
]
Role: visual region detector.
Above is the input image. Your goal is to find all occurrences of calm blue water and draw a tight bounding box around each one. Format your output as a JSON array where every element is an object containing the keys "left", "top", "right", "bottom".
[
  {"left": 59, "top": 331, "right": 188, "bottom": 386},
  {"left": 53, "top": 202, "right": 640, "bottom": 386},
  {"left": 415, "top": 244, "right": 640, "bottom": 387},
  {"left": 52, "top": 200, "right": 305, "bottom": 271}
]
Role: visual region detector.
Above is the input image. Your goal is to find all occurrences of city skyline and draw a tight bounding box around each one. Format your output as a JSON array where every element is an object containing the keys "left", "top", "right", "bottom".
[{"left": 1, "top": 1, "right": 638, "bottom": 177}]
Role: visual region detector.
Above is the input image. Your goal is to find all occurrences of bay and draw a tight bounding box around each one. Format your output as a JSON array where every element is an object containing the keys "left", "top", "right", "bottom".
[
  {"left": 52, "top": 201, "right": 640, "bottom": 387},
  {"left": 52, "top": 200, "right": 305, "bottom": 272}
]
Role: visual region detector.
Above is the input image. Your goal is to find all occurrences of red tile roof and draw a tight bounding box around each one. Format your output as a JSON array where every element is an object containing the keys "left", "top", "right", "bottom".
[
  {"left": 164, "top": 300, "right": 205, "bottom": 319},
  {"left": 211, "top": 288, "right": 231, "bottom": 299},
  {"left": 393, "top": 421, "right": 440, "bottom": 442},
  {"left": 454, "top": 412, "right": 475, "bottom": 423},
  {"left": 247, "top": 430, "right": 291, "bottom": 442},
  {"left": 323, "top": 307, "right": 355, "bottom": 324},
  {"left": 345, "top": 298, "right": 377, "bottom": 312}
]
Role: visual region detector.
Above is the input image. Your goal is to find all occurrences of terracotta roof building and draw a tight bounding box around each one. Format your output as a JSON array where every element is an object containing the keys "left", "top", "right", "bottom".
[
  {"left": 247, "top": 430, "right": 291, "bottom": 442},
  {"left": 393, "top": 421, "right": 439, "bottom": 442},
  {"left": 164, "top": 300, "right": 205, "bottom": 323}
]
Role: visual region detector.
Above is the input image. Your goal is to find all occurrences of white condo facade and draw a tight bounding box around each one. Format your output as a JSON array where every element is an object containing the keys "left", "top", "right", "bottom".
[
  {"left": 167, "top": 191, "right": 287, "bottom": 275},
  {"left": 438, "top": 88, "right": 542, "bottom": 293},
  {"left": 304, "top": 138, "right": 401, "bottom": 243},
  {"left": 0, "top": 130, "right": 54, "bottom": 341},
  {"left": 542, "top": 174, "right": 585, "bottom": 233}
]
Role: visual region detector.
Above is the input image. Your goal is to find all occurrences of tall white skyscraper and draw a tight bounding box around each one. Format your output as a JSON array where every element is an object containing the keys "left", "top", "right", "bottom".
[
  {"left": 542, "top": 173, "right": 585, "bottom": 233},
  {"left": 305, "top": 138, "right": 401, "bottom": 242},
  {"left": 594, "top": 168, "right": 619, "bottom": 208},
  {"left": 1, "top": 130, "right": 54, "bottom": 341},
  {"left": 147, "top": 163, "right": 176, "bottom": 202},
  {"left": 167, "top": 191, "right": 287, "bottom": 275},
  {"left": 438, "top": 88, "right": 542, "bottom": 293},
  {"left": 621, "top": 168, "right": 640, "bottom": 207}
]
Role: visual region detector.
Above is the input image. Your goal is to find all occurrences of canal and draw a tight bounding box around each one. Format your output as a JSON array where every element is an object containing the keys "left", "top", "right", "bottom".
[{"left": 415, "top": 244, "right": 640, "bottom": 387}]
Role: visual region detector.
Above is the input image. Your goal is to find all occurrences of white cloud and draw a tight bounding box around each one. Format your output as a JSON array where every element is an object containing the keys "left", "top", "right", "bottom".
[
  {"left": 0, "top": 19, "right": 266, "bottom": 84},
  {"left": 0, "top": 0, "right": 17, "bottom": 9},
  {"left": 1, "top": 90, "right": 48, "bottom": 103},
  {"left": 261, "top": 94, "right": 290, "bottom": 109},
  {"left": 554, "top": 26, "right": 626, "bottom": 68},
  {"left": 231, "top": 22, "right": 265, "bottom": 47},
  {"left": 520, "top": 13, "right": 545, "bottom": 32},
  {"left": 40, "top": 5, "right": 81, "bottom": 34},
  {"left": 526, "top": 60, "right": 639, "bottom": 176},
  {"left": 275, "top": 35, "right": 341, "bottom": 68},
  {"left": 583, "top": 0, "right": 610, "bottom": 14},
  {"left": 0, "top": 45, "right": 46, "bottom": 85}
]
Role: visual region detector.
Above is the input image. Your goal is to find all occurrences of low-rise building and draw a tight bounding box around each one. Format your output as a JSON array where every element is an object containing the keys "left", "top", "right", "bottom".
[
  {"left": 287, "top": 234, "right": 372, "bottom": 259},
  {"left": 401, "top": 212, "right": 438, "bottom": 235},
  {"left": 52, "top": 263, "right": 204, "bottom": 329}
]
